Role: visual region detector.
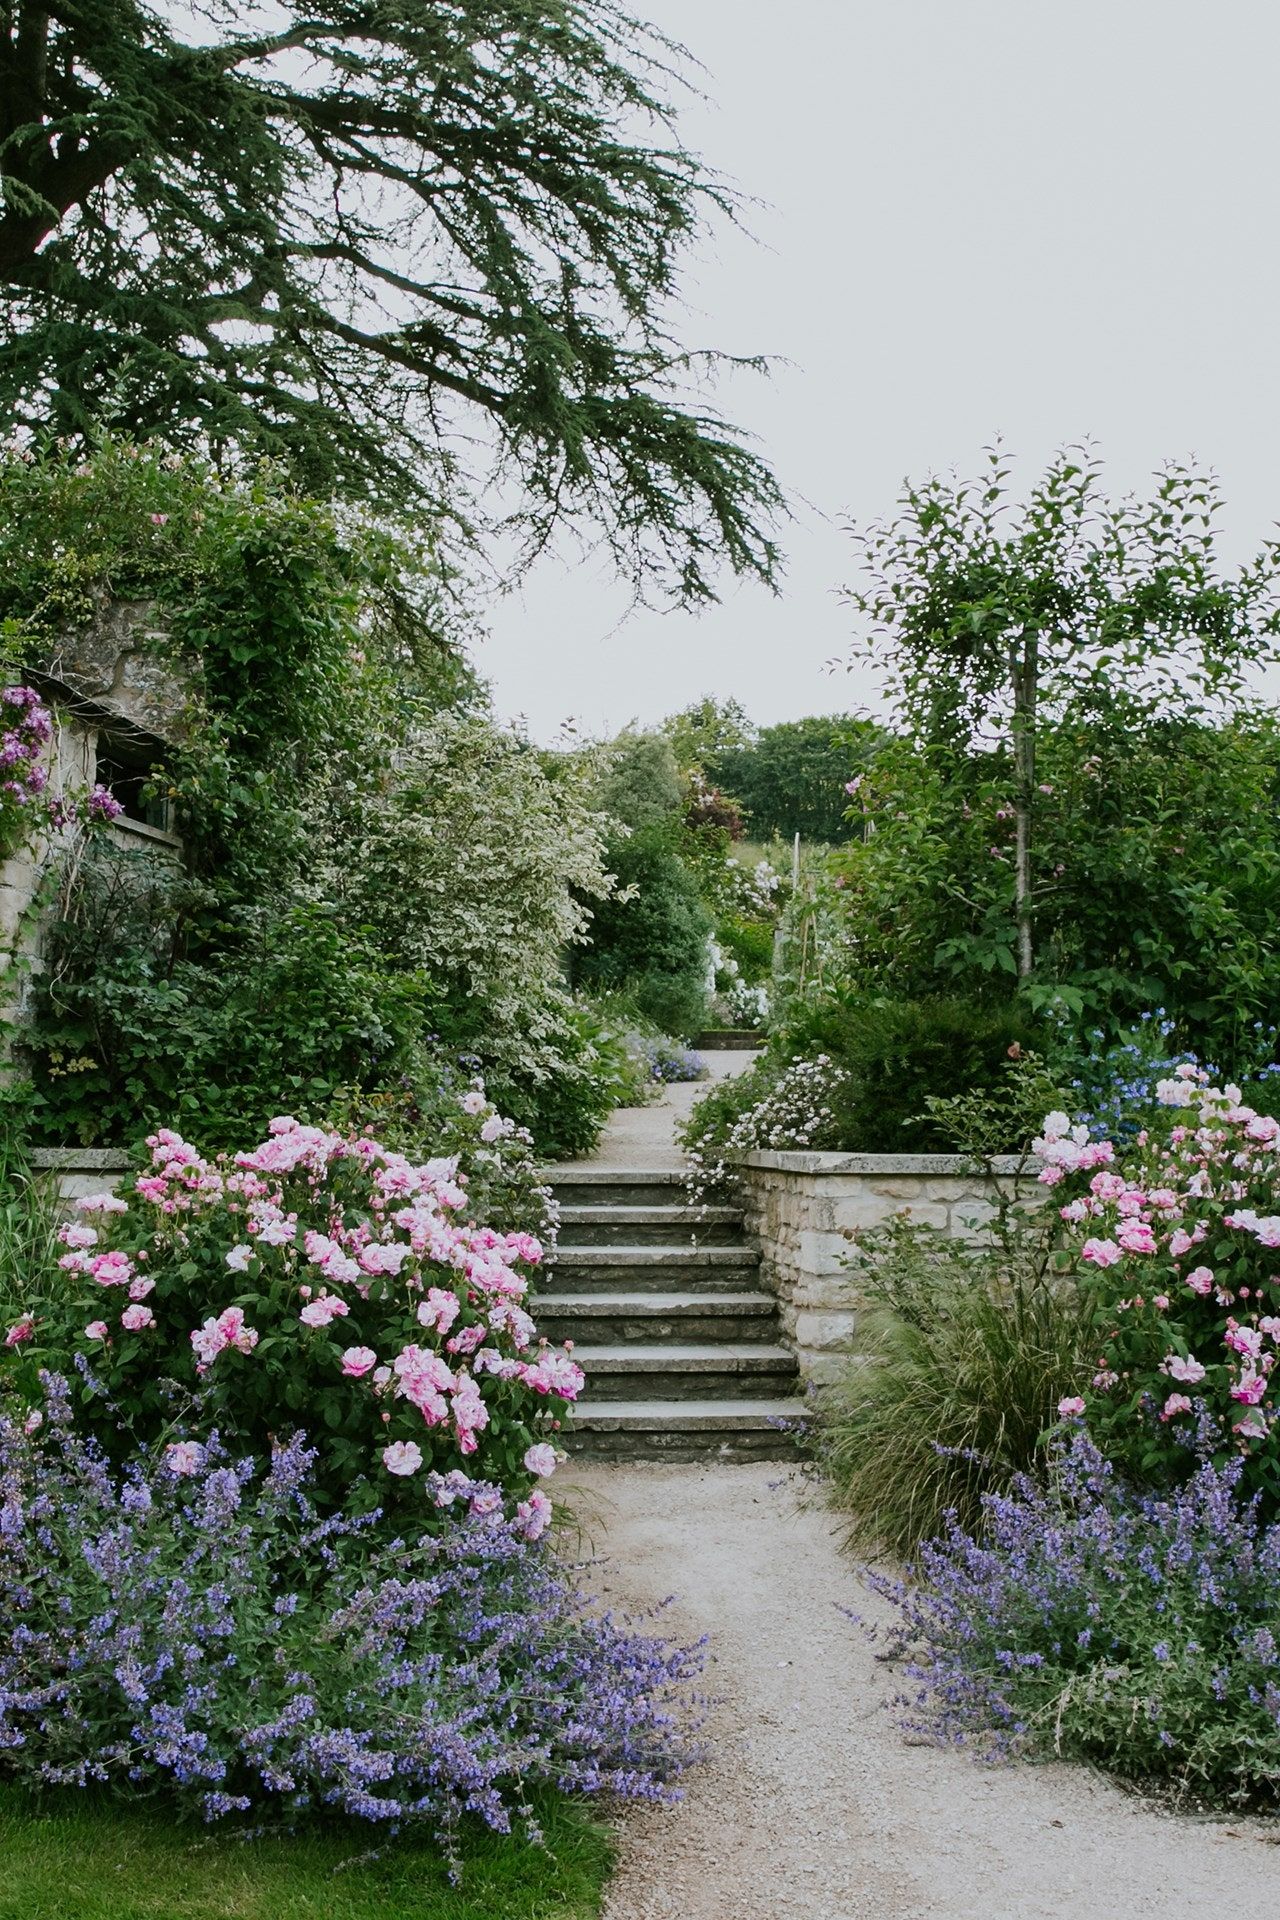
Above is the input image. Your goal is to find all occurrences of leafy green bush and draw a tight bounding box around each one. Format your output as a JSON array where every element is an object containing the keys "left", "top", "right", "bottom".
[
  {"left": 572, "top": 823, "right": 711, "bottom": 1038},
  {"left": 780, "top": 994, "right": 1044, "bottom": 1153},
  {"left": 818, "top": 1213, "right": 1085, "bottom": 1557}
]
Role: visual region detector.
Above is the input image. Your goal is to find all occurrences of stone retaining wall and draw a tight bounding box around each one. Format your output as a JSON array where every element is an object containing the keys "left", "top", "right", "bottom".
[
  {"left": 734, "top": 1150, "right": 1030, "bottom": 1387},
  {"left": 30, "top": 1147, "right": 131, "bottom": 1204}
]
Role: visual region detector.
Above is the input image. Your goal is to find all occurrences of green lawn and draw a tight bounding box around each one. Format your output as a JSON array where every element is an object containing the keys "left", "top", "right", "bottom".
[{"left": 0, "top": 1789, "right": 612, "bottom": 1920}]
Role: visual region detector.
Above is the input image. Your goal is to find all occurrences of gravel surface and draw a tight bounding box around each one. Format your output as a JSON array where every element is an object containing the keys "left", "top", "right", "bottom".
[
  {"left": 564, "top": 1460, "right": 1280, "bottom": 1920},
  {"left": 554, "top": 1051, "right": 758, "bottom": 1172}
]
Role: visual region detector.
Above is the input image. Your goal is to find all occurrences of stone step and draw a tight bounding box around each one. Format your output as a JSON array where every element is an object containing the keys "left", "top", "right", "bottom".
[
  {"left": 547, "top": 1244, "right": 762, "bottom": 1295},
  {"left": 573, "top": 1342, "right": 799, "bottom": 1402},
  {"left": 568, "top": 1396, "right": 805, "bottom": 1462},
  {"left": 538, "top": 1290, "right": 777, "bottom": 1345},
  {"left": 556, "top": 1203, "right": 745, "bottom": 1248},
  {"left": 548, "top": 1167, "right": 689, "bottom": 1209}
]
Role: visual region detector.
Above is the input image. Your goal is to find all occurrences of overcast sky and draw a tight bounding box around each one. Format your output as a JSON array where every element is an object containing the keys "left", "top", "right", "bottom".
[{"left": 476, "top": 0, "right": 1280, "bottom": 742}]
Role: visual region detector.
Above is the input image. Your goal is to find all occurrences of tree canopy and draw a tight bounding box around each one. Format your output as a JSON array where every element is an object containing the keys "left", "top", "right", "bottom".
[{"left": 0, "top": 0, "right": 783, "bottom": 602}]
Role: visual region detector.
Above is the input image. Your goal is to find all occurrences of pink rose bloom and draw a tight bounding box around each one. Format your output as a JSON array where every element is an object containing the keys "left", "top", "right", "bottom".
[
  {"left": 460, "top": 1089, "right": 487, "bottom": 1116},
  {"left": 1165, "top": 1354, "right": 1206, "bottom": 1383},
  {"left": 1231, "top": 1371, "right": 1268, "bottom": 1406},
  {"left": 75, "top": 1192, "right": 128, "bottom": 1214},
  {"left": 1057, "top": 1396, "right": 1086, "bottom": 1418},
  {"left": 1080, "top": 1238, "right": 1123, "bottom": 1269},
  {"left": 84, "top": 1320, "right": 110, "bottom": 1342},
  {"left": 1169, "top": 1229, "right": 1196, "bottom": 1258},
  {"left": 1225, "top": 1324, "right": 1264, "bottom": 1360},
  {"left": 1160, "top": 1393, "right": 1193, "bottom": 1421},
  {"left": 479, "top": 1115, "right": 505, "bottom": 1144},
  {"left": 120, "top": 1304, "right": 155, "bottom": 1331},
  {"left": 165, "top": 1441, "right": 204, "bottom": 1476},
  {"left": 59, "top": 1223, "right": 98, "bottom": 1250},
  {"left": 523, "top": 1442, "right": 558, "bottom": 1477},
  {"left": 340, "top": 1345, "right": 378, "bottom": 1377},
  {"left": 1153, "top": 1295, "right": 1170, "bottom": 1311},
  {"left": 1185, "top": 1266, "right": 1214, "bottom": 1296},
  {"left": 516, "top": 1489, "right": 552, "bottom": 1541},
  {"left": 382, "top": 1439, "right": 423, "bottom": 1476},
  {"left": 1117, "top": 1221, "right": 1156, "bottom": 1255},
  {"left": 417, "top": 1288, "right": 461, "bottom": 1337},
  {"left": 299, "top": 1295, "right": 349, "bottom": 1329},
  {"left": 90, "top": 1250, "right": 134, "bottom": 1288},
  {"left": 1257, "top": 1217, "right": 1280, "bottom": 1249},
  {"left": 1235, "top": 1414, "right": 1268, "bottom": 1440},
  {"left": 1059, "top": 1199, "right": 1090, "bottom": 1223},
  {"left": 359, "top": 1242, "right": 409, "bottom": 1276},
  {"left": 4, "top": 1316, "right": 34, "bottom": 1348},
  {"left": 128, "top": 1276, "right": 156, "bottom": 1301},
  {"left": 225, "top": 1244, "right": 253, "bottom": 1272}
]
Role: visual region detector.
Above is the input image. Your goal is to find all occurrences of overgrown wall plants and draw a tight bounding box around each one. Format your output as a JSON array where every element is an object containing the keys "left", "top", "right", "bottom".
[{"left": 1, "top": 443, "right": 616, "bottom": 1158}]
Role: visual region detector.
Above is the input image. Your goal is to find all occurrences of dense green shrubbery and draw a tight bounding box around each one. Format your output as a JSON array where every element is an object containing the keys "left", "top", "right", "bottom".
[
  {"left": 4, "top": 445, "right": 616, "bottom": 1160},
  {"left": 573, "top": 822, "right": 711, "bottom": 1037}
]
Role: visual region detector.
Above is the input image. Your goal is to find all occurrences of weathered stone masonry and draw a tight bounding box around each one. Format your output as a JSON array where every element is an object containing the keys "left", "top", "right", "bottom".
[{"left": 734, "top": 1150, "right": 1028, "bottom": 1388}]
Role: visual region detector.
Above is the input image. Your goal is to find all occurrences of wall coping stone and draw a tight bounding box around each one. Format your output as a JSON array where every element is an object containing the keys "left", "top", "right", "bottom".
[
  {"left": 30, "top": 1148, "right": 132, "bottom": 1170},
  {"left": 734, "top": 1149, "right": 1029, "bottom": 1177}
]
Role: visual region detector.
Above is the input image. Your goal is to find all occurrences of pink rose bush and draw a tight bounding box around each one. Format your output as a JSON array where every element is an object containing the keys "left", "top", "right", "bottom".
[
  {"left": 1037, "top": 1075, "right": 1280, "bottom": 1504},
  {"left": 7, "top": 1117, "right": 577, "bottom": 1522}
]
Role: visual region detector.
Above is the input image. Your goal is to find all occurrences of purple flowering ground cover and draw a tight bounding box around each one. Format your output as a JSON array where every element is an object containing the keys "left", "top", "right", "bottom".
[
  {"left": 0, "top": 1375, "right": 702, "bottom": 1890},
  {"left": 867, "top": 1433, "right": 1280, "bottom": 1805}
]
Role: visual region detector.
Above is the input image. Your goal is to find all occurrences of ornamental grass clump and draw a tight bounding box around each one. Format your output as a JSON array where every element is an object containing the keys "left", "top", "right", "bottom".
[
  {"left": 0, "top": 1384, "right": 703, "bottom": 1840},
  {"left": 4, "top": 1107, "right": 582, "bottom": 1519},
  {"left": 867, "top": 1432, "right": 1280, "bottom": 1806}
]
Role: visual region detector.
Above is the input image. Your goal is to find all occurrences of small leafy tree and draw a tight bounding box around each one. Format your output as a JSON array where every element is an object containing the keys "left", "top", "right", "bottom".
[
  {"left": 709, "top": 714, "right": 879, "bottom": 842},
  {"left": 0, "top": 0, "right": 783, "bottom": 600},
  {"left": 843, "top": 446, "right": 1280, "bottom": 980}
]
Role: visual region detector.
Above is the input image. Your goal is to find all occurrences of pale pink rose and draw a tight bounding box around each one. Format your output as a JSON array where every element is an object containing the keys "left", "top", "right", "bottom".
[
  {"left": 1161, "top": 1393, "right": 1193, "bottom": 1420},
  {"left": 120, "top": 1304, "right": 155, "bottom": 1331},
  {"left": 75, "top": 1192, "right": 128, "bottom": 1215},
  {"left": 1057, "top": 1395, "right": 1086, "bottom": 1418},
  {"left": 1165, "top": 1354, "right": 1206, "bottom": 1383},
  {"left": 128, "top": 1276, "right": 156, "bottom": 1301},
  {"left": 165, "top": 1441, "right": 204, "bottom": 1476},
  {"left": 340, "top": 1345, "right": 378, "bottom": 1377},
  {"left": 58, "top": 1224, "right": 98, "bottom": 1250},
  {"left": 516, "top": 1489, "right": 552, "bottom": 1541},
  {"left": 1225, "top": 1324, "right": 1264, "bottom": 1360},
  {"left": 417, "top": 1287, "right": 461, "bottom": 1336},
  {"left": 1231, "top": 1370, "right": 1267, "bottom": 1406},
  {"left": 23, "top": 1410, "right": 42, "bottom": 1435},
  {"left": 1235, "top": 1414, "right": 1268, "bottom": 1439},
  {"left": 460, "top": 1089, "right": 487, "bottom": 1116},
  {"left": 382, "top": 1439, "right": 423, "bottom": 1476},
  {"left": 523, "top": 1442, "right": 558, "bottom": 1477},
  {"left": 4, "top": 1316, "right": 34, "bottom": 1348},
  {"left": 1185, "top": 1266, "right": 1214, "bottom": 1296},
  {"left": 1169, "top": 1229, "right": 1196, "bottom": 1258},
  {"left": 225, "top": 1244, "right": 253, "bottom": 1272},
  {"left": 300, "top": 1297, "right": 349, "bottom": 1328},
  {"left": 1080, "top": 1238, "right": 1123, "bottom": 1269},
  {"left": 84, "top": 1320, "right": 109, "bottom": 1342}
]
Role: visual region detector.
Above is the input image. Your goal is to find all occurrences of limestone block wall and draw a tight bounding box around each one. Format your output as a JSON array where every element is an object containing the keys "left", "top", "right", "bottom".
[
  {"left": 30, "top": 1147, "right": 132, "bottom": 1205},
  {"left": 734, "top": 1150, "right": 1030, "bottom": 1388}
]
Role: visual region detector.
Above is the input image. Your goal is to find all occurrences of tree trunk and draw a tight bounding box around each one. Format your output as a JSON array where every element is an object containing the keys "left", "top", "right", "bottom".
[{"left": 1011, "top": 631, "right": 1038, "bottom": 978}]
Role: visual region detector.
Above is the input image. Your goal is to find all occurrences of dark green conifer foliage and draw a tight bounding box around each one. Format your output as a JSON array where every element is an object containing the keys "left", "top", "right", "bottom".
[{"left": 0, "top": 0, "right": 783, "bottom": 600}]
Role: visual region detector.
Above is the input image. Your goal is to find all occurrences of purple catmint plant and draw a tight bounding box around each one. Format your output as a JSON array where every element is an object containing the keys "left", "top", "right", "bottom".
[
  {"left": 0, "top": 1383, "right": 704, "bottom": 1847},
  {"left": 864, "top": 1430, "right": 1280, "bottom": 1804}
]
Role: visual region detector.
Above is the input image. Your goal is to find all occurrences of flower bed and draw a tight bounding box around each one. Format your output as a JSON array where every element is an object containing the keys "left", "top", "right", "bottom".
[{"left": 7, "top": 1111, "right": 581, "bottom": 1522}]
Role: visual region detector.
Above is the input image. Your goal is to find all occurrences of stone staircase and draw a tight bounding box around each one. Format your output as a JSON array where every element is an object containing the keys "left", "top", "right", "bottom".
[{"left": 539, "top": 1167, "right": 804, "bottom": 1461}]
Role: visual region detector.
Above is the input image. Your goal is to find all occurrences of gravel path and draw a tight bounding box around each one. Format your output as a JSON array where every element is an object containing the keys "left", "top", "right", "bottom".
[
  {"left": 564, "top": 1460, "right": 1280, "bottom": 1920},
  {"left": 555, "top": 1051, "right": 758, "bottom": 1171}
]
